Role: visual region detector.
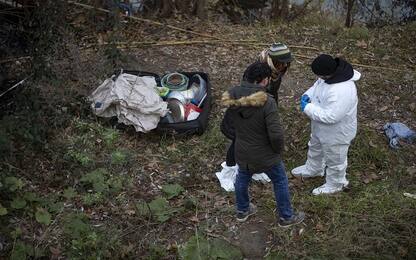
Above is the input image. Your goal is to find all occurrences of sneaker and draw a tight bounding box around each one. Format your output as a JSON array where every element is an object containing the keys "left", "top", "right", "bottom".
[
  {"left": 312, "top": 182, "right": 349, "bottom": 195},
  {"left": 278, "top": 211, "right": 305, "bottom": 227},
  {"left": 291, "top": 165, "right": 324, "bottom": 178},
  {"left": 236, "top": 203, "right": 257, "bottom": 222}
]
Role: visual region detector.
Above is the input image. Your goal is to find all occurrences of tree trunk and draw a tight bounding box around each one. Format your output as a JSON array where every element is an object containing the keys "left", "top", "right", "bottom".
[
  {"left": 195, "top": 0, "right": 207, "bottom": 20},
  {"left": 345, "top": 0, "right": 356, "bottom": 27},
  {"left": 281, "top": 0, "right": 289, "bottom": 18},
  {"left": 160, "top": 0, "right": 174, "bottom": 17},
  {"left": 176, "top": 0, "right": 192, "bottom": 15},
  {"left": 271, "top": 0, "right": 289, "bottom": 19},
  {"left": 272, "top": 0, "right": 281, "bottom": 18}
]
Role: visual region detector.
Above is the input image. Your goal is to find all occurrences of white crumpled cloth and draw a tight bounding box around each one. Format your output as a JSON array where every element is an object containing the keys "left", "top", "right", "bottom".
[
  {"left": 215, "top": 162, "right": 271, "bottom": 192},
  {"left": 89, "top": 73, "right": 168, "bottom": 132}
]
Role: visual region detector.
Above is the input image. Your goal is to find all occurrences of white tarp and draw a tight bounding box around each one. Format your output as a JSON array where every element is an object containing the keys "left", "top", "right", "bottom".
[{"left": 89, "top": 73, "right": 168, "bottom": 132}]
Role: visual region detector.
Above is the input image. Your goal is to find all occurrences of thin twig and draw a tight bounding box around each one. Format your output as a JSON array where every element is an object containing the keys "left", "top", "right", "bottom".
[
  {"left": 0, "top": 56, "right": 31, "bottom": 64},
  {"left": 0, "top": 75, "right": 32, "bottom": 98},
  {"left": 206, "top": 232, "right": 233, "bottom": 244},
  {"left": 294, "top": 55, "right": 412, "bottom": 72},
  {"left": 349, "top": 62, "right": 411, "bottom": 72},
  {"left": 67, "top": 1, "right": 222, "bottom": 40},
  {"left": 68, "top": 1, "right": 320, "bottom": 52}
]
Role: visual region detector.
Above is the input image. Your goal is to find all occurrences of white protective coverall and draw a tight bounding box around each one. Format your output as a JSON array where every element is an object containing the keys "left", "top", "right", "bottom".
[{"left": 294, "top": 66, "right": 361, "bottom": 194}]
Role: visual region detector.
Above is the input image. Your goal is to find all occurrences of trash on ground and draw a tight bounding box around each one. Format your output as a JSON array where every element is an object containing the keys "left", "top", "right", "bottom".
[
  {"left": 403, "top": 192, "right": 416, "bottom": 199},
  {"left": 383, "top": 122, "right": 416, "bottom": 149},
  {"left": 215, "top": 162, "right": 271, "bottom": 192},
  {"left": 89, "top": 73, "right": 168, "bottom": 132},
  {"left": 161, "top": 73, "right": 208, "bottom": 123}
]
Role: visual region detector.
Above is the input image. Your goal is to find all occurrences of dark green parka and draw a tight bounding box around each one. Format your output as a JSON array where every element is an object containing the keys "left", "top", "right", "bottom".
[{"left": 221, "top": 81, "right": 284, "bottom": 174}]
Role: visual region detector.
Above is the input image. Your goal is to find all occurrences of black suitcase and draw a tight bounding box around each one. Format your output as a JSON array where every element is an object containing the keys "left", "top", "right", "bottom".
[{"left": 119, "top": 70, "right": 212, "bottom": 135}]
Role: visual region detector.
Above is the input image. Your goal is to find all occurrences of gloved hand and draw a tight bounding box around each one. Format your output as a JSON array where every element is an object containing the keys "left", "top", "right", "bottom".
[{"left": 300, "top": 95, "right": 311, "bottom": 112}]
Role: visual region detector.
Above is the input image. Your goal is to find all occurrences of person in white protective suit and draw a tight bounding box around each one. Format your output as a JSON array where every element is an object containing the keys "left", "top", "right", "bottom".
[{"left": 292, "top": 54, "right": 361, "bottom": 195}]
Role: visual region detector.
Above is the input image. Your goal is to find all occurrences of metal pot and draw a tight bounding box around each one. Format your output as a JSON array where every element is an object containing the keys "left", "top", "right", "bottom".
[
  {"left": 167, "top": 98, "right": 185, "bottom": 122},
  {"left": 167, "top": 91, "right": 187, "bottom": 104}
]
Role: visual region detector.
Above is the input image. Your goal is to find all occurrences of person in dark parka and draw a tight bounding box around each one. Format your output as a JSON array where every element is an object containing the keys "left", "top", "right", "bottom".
[
  {"left": 221, "top": 61, "right": 304, "bottom": 226},
  {"left": 222, "top": 42, "right": 293, "bottom": 167}
]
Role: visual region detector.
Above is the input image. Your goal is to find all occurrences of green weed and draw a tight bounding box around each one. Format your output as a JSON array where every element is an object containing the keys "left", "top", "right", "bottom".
[
  {"left": 63, "top": 187, "right": 77, "bottom": 200},
  {"left": 81, "top": 168, "right": 109, "bottom": 193},
  {"left": 343, "top": 26, "right": 370, "bottom": 40},
  {"left": 349, "top": 126, "right": 389, "bottom": 173},
  {"left": 10, "top": 241, "right": 45, "bottom": 260},
  {"left": 146, "top": 244, "right": 168, "bottom": 260},
  {"left": 111, "top": 150, "right": 128, "bottom": 165},
  {"left": 136, "top": 197, "right": 182, "bottom": 223},
  {"left": 162, "top": 183, "right": 184, "bottom": 199},
  {"left": 103, "top": 128, "right": 120, "bottom": 146},
  {"left": 67, "top": 150, "right": 93, "bottom": 166},
  {"left": 82, "top": 192, "right": 105, "bottom": 206},
  {"left": 179, "top": 234, "right": 242, "bottom": 260},
  {"left": 62, "top": 213, "right": 122, "bottom": 259}
]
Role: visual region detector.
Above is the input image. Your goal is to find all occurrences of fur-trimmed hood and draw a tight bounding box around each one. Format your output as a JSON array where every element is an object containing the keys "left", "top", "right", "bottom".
[
  {"left": 221, "top": 91, "right": 268, "bottom": 107},
  {"left": 221, "top": 81, "right": 268, "bottom": 108}
]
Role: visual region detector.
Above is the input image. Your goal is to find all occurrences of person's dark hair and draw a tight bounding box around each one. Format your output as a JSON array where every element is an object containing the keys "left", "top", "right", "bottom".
[{"left": 243, "top": 61, "right": 272, "bottom": 84}]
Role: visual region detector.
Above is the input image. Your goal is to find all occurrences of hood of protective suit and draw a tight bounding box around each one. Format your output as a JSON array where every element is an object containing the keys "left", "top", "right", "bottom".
[
  {"left": 325, "top": 58, "right": 356, "bottom": 84},
  {"left": 221, "top": 81, "right": 268, "bottom": 119}
]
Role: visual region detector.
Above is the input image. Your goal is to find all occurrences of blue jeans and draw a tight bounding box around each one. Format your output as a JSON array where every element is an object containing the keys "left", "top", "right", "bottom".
[{"left": 234, "top": 161, "right": 293, "bottom": 219}]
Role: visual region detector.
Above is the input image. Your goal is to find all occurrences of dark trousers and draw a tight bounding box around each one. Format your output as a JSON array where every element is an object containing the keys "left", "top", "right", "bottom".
[{"left": 235, "top": 161, "right": 293, "bottom": 219}]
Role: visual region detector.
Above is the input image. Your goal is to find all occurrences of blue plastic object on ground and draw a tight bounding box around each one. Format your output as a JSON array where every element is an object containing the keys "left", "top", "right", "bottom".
[{"left": 383, "top": 122, "right": 416, "bottom": 149}]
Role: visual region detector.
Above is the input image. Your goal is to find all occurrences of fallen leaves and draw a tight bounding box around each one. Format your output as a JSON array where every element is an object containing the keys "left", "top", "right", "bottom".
[
  {"left": 355, "top": 40, "right": 368, "bottom": 49},
  {"left": 189, "top": 215, "right": 199, "bottom": 223},
  {"left": 315, "top": 223, "right": 325, "bottom": 232},
  {"left": 49, "top": 246, "right": 62, "bottom": 259},
  {"left": 378, "top": 106, "right": 388, "bottom": 112},
  {"left": 362, "top": 173, "right": 382, "bottom": 184},
  {"left": 406, "top": 167, "right": 416, "bottom": 175}
]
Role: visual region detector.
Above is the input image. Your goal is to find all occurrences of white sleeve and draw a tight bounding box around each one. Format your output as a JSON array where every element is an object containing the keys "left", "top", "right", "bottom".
[
  {"left": 304, "top": 84, "right": 355, "bottom": 124},
  {"left": 303, "top": 79, "right": 320, "bottom": 97}
]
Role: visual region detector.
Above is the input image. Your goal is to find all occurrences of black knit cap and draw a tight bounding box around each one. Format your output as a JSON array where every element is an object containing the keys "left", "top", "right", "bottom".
[{"left": 311, "top": 54, "right": 337, "bottom": 76}]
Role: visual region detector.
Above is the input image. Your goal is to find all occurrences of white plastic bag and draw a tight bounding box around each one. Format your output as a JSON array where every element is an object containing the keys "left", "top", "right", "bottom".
[{"left": 215, "top": 162, "right": 271, "bottom": 192}]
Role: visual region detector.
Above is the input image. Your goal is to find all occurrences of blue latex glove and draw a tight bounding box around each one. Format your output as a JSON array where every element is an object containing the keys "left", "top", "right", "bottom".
[{"left": 300, "top": 95, "right": 311, "bottom": 112}]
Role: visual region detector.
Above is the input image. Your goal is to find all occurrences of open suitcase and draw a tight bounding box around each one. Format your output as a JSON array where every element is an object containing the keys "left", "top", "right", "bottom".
[{"left": 120, "top": 70, "right": 212, "bottom": 135}]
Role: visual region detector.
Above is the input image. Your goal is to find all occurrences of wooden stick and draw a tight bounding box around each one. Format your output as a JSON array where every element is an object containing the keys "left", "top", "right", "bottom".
[
  {"left": 83, "top": 39, "right": 260, "bottom": 49},
  {"left": 67, "top": 1, "right": 222, "bottom": 40},
  {"left": 0, "top": 75, "right": 32, "bottom": 98},
  {"left": 206, "top": 232, "right": 232, "bottom": 244},
  {"left": 118, "top": 41, "right": 410, "bottom": 72},
  {"left": 68, "top": 2, "right": 408, "bottom": 72},
  {"left": 294, "top": 54, "right": 411, "bottom": 72},
  {"left": 349, "top": 62, "right": 411, "bottom": 72},
  {"left": 90, "top": 40, "right": 319, "bottom": 52},
  {"left": 289, "top": 45, "right": 320, "bottom": 51},
  {"left": 0, "top": 56, "right": 31, "bottom": 64},
  {"left": 293, "top": 54, "right": 315, "bottom": 59},
  {"left": 68, "top": 1, "right": 320, "bottom": 52}
]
